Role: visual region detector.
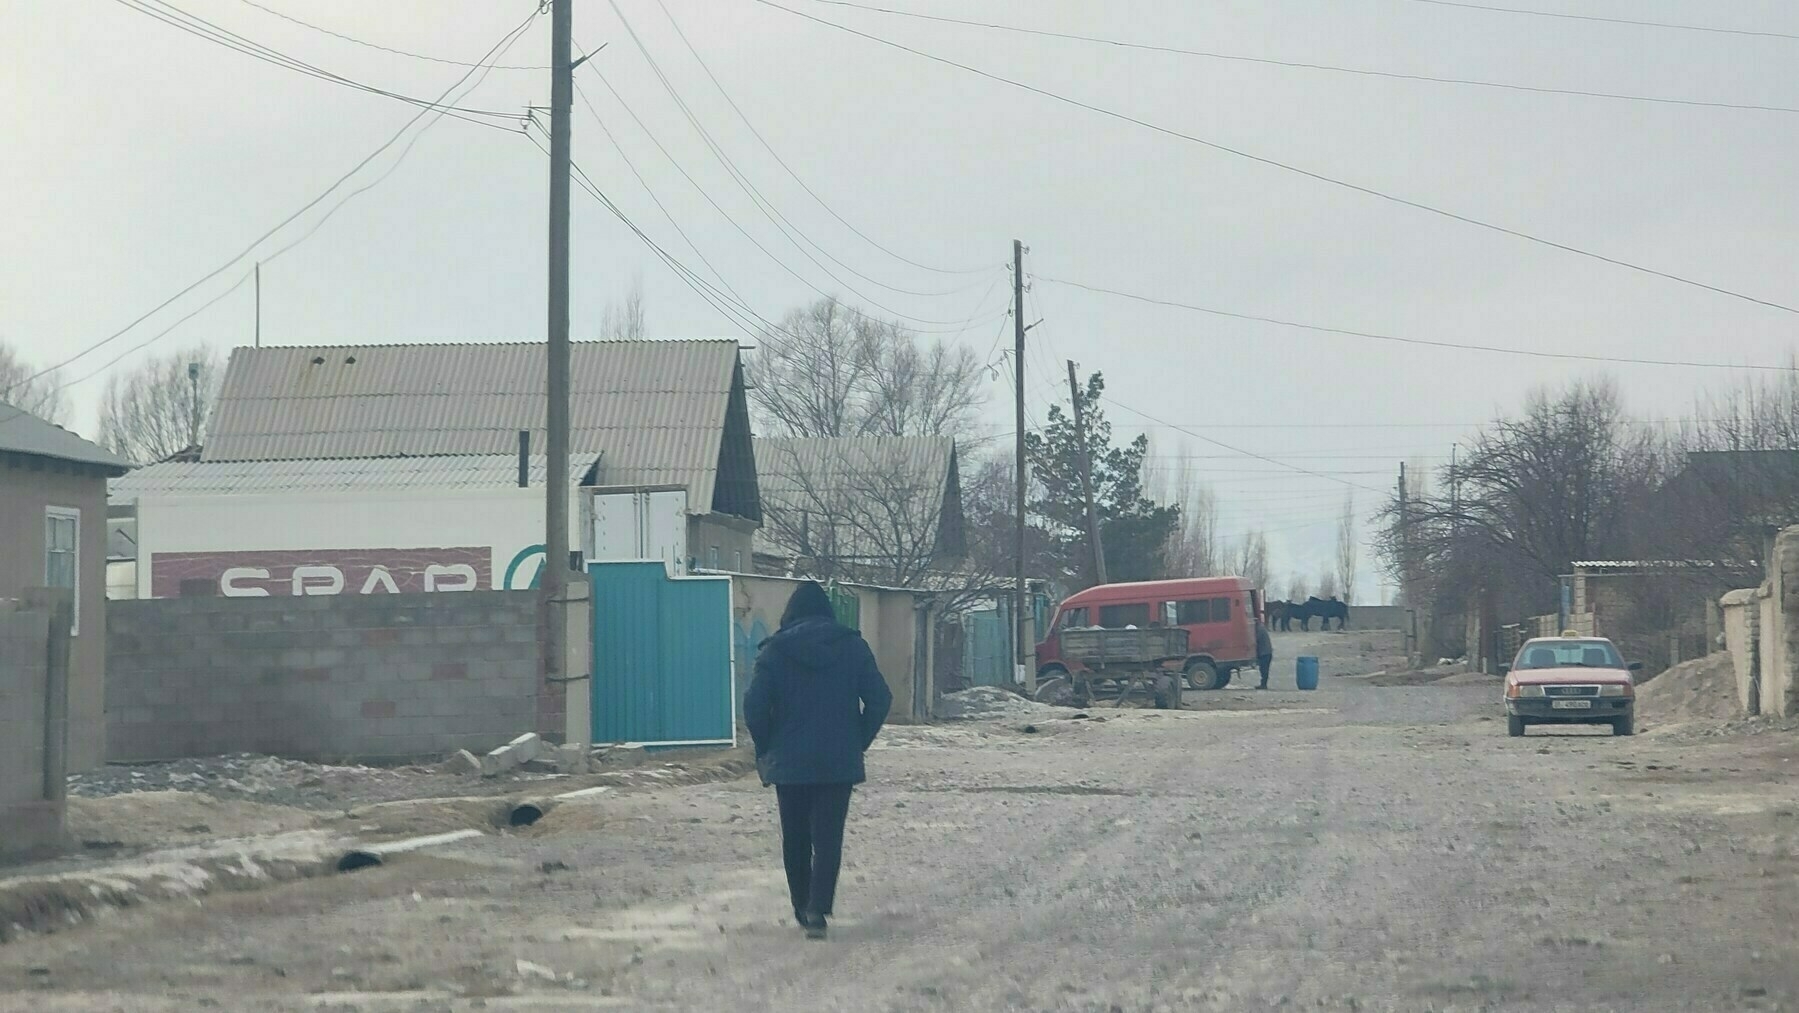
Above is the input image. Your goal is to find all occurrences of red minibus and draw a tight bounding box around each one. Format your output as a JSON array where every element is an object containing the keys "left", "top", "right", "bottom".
[{"left": 1035, "top": 577, "right": 1262, "bottom": 691}]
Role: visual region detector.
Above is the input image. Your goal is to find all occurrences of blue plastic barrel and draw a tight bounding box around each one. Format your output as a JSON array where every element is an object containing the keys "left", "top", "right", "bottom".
[{"left": 1296, "top": 656, "right": 1320, "bottom": 691}]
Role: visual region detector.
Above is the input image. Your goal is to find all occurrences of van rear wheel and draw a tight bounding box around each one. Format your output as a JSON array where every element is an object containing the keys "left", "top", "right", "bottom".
[{"left": 1185, "top": 660, "right": 1223, "bottom": 691}]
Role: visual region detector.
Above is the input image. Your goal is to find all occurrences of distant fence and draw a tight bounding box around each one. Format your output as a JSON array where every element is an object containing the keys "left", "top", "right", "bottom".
[{"left": 107, "top": 591, "right": 554, "bottom": 762}]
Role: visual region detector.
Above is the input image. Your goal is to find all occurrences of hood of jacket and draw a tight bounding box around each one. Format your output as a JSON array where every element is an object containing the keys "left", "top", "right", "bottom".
[{"left": 761, "top": 617, "right": 861, "bottom": 671}]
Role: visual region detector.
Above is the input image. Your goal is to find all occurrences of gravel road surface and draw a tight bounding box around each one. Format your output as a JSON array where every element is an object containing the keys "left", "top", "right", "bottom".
[{"left": 6, "top": 647, "right": 1799, "bottom": 1012}]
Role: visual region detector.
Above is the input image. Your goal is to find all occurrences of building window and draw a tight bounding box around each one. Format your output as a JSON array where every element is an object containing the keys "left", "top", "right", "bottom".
[
  {"left": 734, "top": 550, "right": 744, "bottom": 572},
  {"left": 45, "top": 507, "right": 79, "bottom": 635},
  {"left": 708, "top": 545, "right": 721, "bottom": 569}
]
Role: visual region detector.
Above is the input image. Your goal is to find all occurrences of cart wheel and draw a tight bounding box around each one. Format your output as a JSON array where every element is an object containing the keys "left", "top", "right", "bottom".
[
  {"left": 1154, "top": 674, "right": 1179, "bottom": 710},
  {"left": 1071, "top": 679, "right": 1093, "bottom": 708},
  {"left": 1033, "top": 676, "right": 1075, "bottom": 707}
]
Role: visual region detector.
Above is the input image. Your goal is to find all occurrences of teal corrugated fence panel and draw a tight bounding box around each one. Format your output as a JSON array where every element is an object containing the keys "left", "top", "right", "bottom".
[
  {"left": 590, "top": 561, "right": 735, "bottom": 746},
  {"left": 963, "top": 594, "right": 1053, "bottom": 687}
]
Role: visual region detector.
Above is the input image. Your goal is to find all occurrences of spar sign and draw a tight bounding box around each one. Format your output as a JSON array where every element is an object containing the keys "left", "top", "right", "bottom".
[{"left": 150, "top": 548, "right": 493, "bottom": 598}]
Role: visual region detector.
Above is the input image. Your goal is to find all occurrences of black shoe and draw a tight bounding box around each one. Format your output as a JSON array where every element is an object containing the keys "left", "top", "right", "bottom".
[
  {"left": 1257, "top": 684, "right": 1268, "bottom": 690},
  {"left": 802, "top": 913, "right": 827, "bottom": 940}
]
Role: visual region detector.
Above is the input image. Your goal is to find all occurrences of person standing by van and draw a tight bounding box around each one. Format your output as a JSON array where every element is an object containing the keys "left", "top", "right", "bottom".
[
  {"left": 743, "top": 581, "right": 892, "bottom": 940},
  {"left": 1255, "top": 619, "right": 1274, "bottom": 690}
]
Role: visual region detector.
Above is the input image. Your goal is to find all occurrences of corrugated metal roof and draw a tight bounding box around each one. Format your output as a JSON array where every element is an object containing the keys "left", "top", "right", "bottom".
[
  {"left": 203, "top": 340, "right": 743, "bottom": 512},
  {"left": 755, "top": 436, "right": 957, "bottom": 561},
  {"left": 0, "top": 399, "right": 132, "bottom": 472},
  {"left": 109, "top": 454, "right": 597, "bottom": 498}
]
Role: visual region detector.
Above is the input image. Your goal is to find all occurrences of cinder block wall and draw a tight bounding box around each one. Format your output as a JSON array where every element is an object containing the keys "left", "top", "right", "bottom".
[
  {"left": 1, "top": 600, "right": 65, "bottom": 856},
  {"left": 107, "top": 591, "right": 556, "bottom": 762}
]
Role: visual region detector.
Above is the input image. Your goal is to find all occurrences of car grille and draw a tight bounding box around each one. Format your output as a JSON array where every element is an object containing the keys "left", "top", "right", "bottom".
[{"left": 1543, "top": 684, "right": 1600, "bottom": 698}]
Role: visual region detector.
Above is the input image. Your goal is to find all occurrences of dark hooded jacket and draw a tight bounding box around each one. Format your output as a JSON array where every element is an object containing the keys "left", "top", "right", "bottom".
[{"left": 743, "top": 617, "right": 892, "bottom": 785}]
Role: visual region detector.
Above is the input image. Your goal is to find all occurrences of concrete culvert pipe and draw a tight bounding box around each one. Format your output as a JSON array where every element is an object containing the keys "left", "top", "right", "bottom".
[
  {"left": 508, "top": 798, "right": 554, "bottom": 827},
  {"left": 336, "top": 829, "right": 485, "bottom": 874}
]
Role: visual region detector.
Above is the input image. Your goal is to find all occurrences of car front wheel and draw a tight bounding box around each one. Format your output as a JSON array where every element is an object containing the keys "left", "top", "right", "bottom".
[
  {"left": 1613, "top": 714, "right": 1635, "bottom": 736},
  {"left": 1507, "top": 715, "right": 1526, "bottom": 737}
]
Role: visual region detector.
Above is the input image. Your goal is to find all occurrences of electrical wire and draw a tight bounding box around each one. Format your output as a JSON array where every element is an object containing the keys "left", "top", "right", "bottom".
[
  {"left": 795, "top": 0, "right": 1799, "bottom": 116},
  {"left": 1099, "top": 394, "right": 1390, "bottom": 494},
  {"left": 751, "top": 0, "right": 1799, "bottom": 317},
  {"left": 113, "top": 0, "right": 526, "bottom": 130},
  {"left": 0, "top": 7, "right": 541, "bottom": 416},
  {"left": 234, "top": 0, "right": 549, "bottom": 70},
  {"left": 606, "top": 0, "right": 1008, "bottom": 322},
  {"left": 1398, "top": 0, "right": 1799, "bottom": 42},
  {"left": 1037, "top": 275, "right": 1799, "bottom": 372},
  {"left": 652, "top": 0, "right": 994, "bottom": 274}
]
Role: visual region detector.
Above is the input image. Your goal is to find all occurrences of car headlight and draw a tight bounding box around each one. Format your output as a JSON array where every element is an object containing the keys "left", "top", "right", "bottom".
[
  {"left": 1599, "top": 684, "right": 1633, "bottom": 697},
  {"left": 1507, "top": 684, "right": 1546, "bottom": 698}
]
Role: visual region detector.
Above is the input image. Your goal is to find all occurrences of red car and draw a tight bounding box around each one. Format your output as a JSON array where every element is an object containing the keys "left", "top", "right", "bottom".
[
  {"left": 1035, "top": 577, "right": 1262, "bottom": 691},
  {"left": 1502, "top": 634, "right": 1643, "bottom": 737}
]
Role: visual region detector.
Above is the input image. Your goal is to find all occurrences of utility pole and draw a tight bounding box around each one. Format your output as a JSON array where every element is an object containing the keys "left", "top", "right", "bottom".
[
  {"left": 253, "top": 262, "right": 261, "bottom": 349},
  {"left": 1067, "top": 360, "right": 1107, "bottom": 586},
  {"left": 1012, "top": 239, "right": 1028, "bottom": 688},
  {"left": 543, "top": 0, "right": 573, "bottom": 683},
  {"left": 1449, "top": 445, "right": 1459, "bottom": 541},
  {"left": 1397, "top": 462, "right": 1408, "bottom": 606}
]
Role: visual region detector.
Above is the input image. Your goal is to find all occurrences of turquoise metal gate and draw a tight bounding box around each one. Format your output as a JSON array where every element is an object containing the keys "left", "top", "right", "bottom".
[
  {"left": 961, "top": 594, "right": 1051, "bottom": 687},
  {"left": 589, "top": 561, "right": 735, "bottom": 747}
]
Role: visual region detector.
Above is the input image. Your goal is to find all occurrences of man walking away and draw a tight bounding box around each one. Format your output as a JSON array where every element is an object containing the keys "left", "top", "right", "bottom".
[
  {"left": 1255, "top": 619, "right": 1274, "bottom": 690},
  {"left": 743, "top": 581, "right": 893, "bottom": 940}
]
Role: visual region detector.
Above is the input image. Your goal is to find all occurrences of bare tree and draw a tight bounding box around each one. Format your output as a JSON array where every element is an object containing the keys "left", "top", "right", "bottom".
[
  {"left": 1336, "top": 492, "right": 1359, "bottom": 604},
  {"left": 758, "top": 439, "right": 961, "bottom": 589},
  {"left": 1288, "top": 573, "right": 1309, "bottom": 600},
  {"left": 1318, "top": 568, "right": 1338, "bottom": 600},
  {"left": 598, "top": 274, "right": 646, "bottom": 341},
  {"left": 98, "top": 346, "right": 222, "bottom": 464},
  {"left": 1146, "top": 441, "right": 1221, "bottom": 577},
  {"left": 1233, "top": 529, "right": 1270, "bottom": 590},
  {"left": 749, "top": 297, "right": 985, "bottom": 440},
  {"left": 0, "top": 342, "right": 71, "bottom": 425}
]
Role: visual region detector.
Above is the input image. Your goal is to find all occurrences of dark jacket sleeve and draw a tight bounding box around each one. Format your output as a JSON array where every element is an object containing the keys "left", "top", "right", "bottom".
[
  {"left": 744, "top": 649, "right": 776, "bottom": 757},
  {"left": 856, "top": 640, "right": 893, "bottom": 750}
]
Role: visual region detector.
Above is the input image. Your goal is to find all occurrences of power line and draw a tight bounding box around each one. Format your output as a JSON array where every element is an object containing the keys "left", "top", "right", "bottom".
[
  {"left": 751, "top": 0, "right": 1799, "bottom": 317},
  {"left": 1399, "top": 0, "right": 1799, "bottom": 42},
  {"left": 798, "top": 0, "right": 1799, "bottom": 115},
  {"left": 579, "top": 46, "right": 1005, "bottom": 332},
  {"left": 234, "top": 0, "right": 549, "bottom": 70},
  {"left": 113, "top": 0, "right": 526, "bottom": 129},
  {"left": 1037, "top": 275, "right": 1799, "bottom": 372},
  {"left": 1099, "top": 394, "right": 1389, "bottom": 494},
  {"left": 606, "top": 0, "right": 1005, "bottom": 321},
  {"left": 1, "top": 8, "right": 541, "bottom": 412},
  {"left": 652, "top": 0, "right": 994, "bottom": 274}
]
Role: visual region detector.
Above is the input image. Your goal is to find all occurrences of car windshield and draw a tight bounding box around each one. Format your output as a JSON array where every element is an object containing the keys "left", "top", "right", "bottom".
[{"left": 1513, "top": 641, "right": 1623, "bottom": 670}]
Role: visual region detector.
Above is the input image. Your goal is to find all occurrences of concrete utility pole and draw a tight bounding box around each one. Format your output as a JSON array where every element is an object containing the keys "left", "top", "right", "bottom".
[
  {"left": 253, "top": 262, "right": 261, "bottom": 349},
  {"left": 1397, "top": 462, "right": 1408, "bottom": 607},
  {"left": 187, "top": 361, "right": 201, "bottom": 449},
  {"left": 1012, "top": 239, "right": 1028, "bottom": 687},
  {"left": 544, "top": 0, "right": 573, "bottom": 682},
  {"left": 1067, "top": 359, "right": 1107, "bottom": 586}
]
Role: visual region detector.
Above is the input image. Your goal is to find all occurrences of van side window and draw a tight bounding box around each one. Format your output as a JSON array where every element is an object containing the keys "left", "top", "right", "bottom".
[
  {"left": 1059, "top": 607, "right": 1089, "bottom": 629},
  {"left": 1160, "top": 602, "right": 1178, "bottom": 627},
  {"left": 1098, "top": 603, "right": 1151, "bottom": 627},
  {"left": 1174, "top": 599, "right": 1210, "bottom": 625},
  {"left": 1212, "top": 597, "right": 1232, "bottom": 622}
]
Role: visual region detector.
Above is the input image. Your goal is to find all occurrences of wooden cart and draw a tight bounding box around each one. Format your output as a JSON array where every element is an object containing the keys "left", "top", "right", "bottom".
[{"left": 1044, "top": 627, "right": 1190, "bottom": 710}]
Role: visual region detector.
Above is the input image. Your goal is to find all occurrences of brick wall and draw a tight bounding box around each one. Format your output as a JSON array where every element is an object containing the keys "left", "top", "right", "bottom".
[
  {"left": 1, "top": 599, "right": 65, "bottom": 857},
  {"left": 107, "top": 591, "right": 558, "bottom": 762}
]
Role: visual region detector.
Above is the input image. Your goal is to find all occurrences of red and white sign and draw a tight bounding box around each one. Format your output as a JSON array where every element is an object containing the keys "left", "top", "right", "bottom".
[{"left": 151, "top": 548, "right": 492, "bottom": 598}]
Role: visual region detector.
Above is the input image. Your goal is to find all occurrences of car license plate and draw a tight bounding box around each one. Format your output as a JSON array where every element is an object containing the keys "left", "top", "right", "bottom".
[{"left": 1551, "top": 699, "right": 1592, "bottom": 709}]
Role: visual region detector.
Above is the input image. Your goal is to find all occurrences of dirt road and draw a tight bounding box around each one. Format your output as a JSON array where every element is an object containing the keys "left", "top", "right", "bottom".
[{"left": 7, "top": 648, "right": 1799, "bottom": 1011}]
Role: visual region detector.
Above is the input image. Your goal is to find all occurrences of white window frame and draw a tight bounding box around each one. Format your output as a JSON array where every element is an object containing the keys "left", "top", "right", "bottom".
[{"left": 45, "top": 506, "right": 81, "bottom": 636}]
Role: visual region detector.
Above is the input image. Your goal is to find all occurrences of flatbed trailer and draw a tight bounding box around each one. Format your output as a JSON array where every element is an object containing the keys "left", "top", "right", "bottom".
[{"left": 1038, "top": 627, "right": 1190, "bottom": 710}]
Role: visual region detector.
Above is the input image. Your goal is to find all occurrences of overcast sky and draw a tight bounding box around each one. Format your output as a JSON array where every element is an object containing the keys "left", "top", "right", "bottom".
[{"left": 5, "top": 0, "right": 1797, "bottom": 599}]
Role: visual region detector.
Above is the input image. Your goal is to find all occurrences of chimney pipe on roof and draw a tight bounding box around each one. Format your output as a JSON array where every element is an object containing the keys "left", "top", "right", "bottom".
[{"left": 518, "top": 430, "right": 530, "bottom": 488}]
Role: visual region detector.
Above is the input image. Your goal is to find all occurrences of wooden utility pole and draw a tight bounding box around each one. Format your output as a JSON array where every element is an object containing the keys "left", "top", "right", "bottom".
[
  {"left": 1067, "top": 360, "right": 1107, "bottom": 586},
  {"left": 544, "top": 0, "right": 573, "bottom": 681},
  {"left": 1012, "top": 240, "right": 1028, "bottom": 687}
]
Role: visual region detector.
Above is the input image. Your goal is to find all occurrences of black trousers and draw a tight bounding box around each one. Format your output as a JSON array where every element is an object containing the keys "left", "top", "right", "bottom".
[
  {"left": 1257, "top": 654, "right": 1272, "bottom": 687},
  {"left": 775, "top": 783, "right": 854, "bottom": 919}
]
